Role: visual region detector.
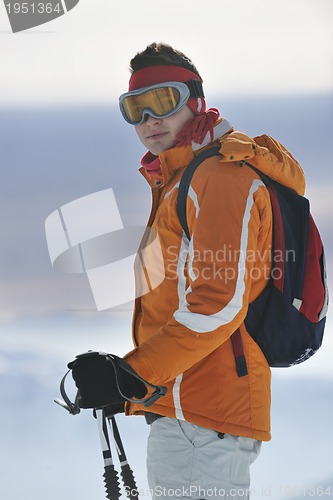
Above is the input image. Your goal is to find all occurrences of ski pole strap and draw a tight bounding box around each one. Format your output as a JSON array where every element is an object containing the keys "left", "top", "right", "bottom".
[
  {"left": 54, "top": 369, "right": 81, "bottom": 415},
  {"left": 107, "top": 353, "right": 167, "bottom": 407}
]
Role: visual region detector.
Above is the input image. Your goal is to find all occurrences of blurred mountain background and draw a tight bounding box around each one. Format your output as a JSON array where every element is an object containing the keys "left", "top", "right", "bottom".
[
  {"left": 1, "top": 94, "right": 332, "bottom": 319},
  {"left": 0, "top": 95, "right": 332, "bottom": 499}
]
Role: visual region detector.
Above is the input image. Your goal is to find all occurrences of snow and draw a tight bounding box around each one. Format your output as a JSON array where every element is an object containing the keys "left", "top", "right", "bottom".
[{"left": 0, "top": 318, "right": 332, "bottom": 500}]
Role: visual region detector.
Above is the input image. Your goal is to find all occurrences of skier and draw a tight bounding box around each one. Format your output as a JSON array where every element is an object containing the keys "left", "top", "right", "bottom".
[{"left": 71, "top": 43, "right": 307, "bottom": 499}]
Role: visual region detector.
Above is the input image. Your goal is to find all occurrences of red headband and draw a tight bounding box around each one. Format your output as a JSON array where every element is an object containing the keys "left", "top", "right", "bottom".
[
  {"left": 128, "top": 65, "right": 206, "bottom": 116},
  {"left": 128, "top": 65, "right": 202, "bottom": 90}
]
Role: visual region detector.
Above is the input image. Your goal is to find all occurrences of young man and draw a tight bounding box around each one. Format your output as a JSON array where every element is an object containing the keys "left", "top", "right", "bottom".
[{"left": 71, "top": 43, "right": 306, "bottom": 499}]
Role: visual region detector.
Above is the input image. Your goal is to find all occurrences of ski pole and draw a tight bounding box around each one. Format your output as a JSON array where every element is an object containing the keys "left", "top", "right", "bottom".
[
  {"left": 96, "top": 408, "right": 122, "bottom": 500},
  {"left": 109, "top": 416, "right": 139, "bottom": 500},
  {"left": 55, "top": 353, "right": 167, "bottom": 499}
]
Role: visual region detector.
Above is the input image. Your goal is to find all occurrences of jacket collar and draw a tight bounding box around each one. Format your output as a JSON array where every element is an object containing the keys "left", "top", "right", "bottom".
[{"left": 139, "top": 118, "right": 233, "bottom": 187}]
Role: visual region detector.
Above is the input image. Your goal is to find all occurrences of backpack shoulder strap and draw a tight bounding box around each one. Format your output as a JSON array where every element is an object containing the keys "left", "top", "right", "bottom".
[
  {"left": 242, "top": 160, "right": 272, "bottom": 186},
  {"left": 177, "top": 145, "right": 221, "bottom": 240},
  {"left": 176, "top": 145, "right": 249, "bottom": 377}
]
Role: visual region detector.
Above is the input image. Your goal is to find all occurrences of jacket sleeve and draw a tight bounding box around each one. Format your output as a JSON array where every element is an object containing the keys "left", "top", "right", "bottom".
[{"left": 124, "top": 159, "right": 271, "bottom": 386}]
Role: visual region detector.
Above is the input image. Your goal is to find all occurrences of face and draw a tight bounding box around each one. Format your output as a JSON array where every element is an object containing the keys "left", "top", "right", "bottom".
[{"left": 135, "top": 106, "right": 195, "bottom": 155}]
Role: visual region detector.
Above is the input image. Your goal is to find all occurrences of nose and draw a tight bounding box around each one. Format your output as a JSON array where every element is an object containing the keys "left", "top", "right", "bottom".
[{"left": 144, "top": 113, "right": 162, "bottom": 125}]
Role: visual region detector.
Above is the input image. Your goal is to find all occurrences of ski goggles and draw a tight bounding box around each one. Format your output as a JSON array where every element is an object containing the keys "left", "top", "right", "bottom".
[{"left": 119, "top": 80, "right": 204, "bottom": 125}]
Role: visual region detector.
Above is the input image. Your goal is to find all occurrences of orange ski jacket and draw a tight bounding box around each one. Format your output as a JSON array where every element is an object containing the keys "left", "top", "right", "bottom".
[{"left": 124, "top": 121, "right": 306, "bottom": 441}]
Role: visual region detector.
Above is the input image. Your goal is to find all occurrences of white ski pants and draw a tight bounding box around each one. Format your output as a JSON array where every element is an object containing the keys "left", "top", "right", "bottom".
[{"left": 146, "top": 417, "right": 261, "bottom": 500}]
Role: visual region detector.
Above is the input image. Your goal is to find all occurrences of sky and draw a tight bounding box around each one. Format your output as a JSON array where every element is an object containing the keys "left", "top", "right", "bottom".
[
  {"left": 0, "top": 0, "right": 333, "bottom": 106},
  {"left": 1, "top": 1, "right": 333, "bottom": 498}
]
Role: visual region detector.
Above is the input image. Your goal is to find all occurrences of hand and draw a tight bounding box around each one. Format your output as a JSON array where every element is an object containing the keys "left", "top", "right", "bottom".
[{"left": 68, "top": 351, "right": 147, "bottom": 409}]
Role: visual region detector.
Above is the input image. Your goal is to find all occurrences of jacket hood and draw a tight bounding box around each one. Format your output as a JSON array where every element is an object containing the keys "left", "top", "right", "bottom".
[{"left": 218, "top": 131, "right": 306, "bottom": 195}]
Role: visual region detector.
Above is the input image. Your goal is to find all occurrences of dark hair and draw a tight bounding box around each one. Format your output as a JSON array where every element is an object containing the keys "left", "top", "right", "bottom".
[{"left": 129, "top": 42, "right": 202, "bottom": 80}]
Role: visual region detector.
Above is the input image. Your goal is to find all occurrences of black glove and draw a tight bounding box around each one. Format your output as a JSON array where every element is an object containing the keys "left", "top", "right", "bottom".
[{"left": 68, "top": 351, "right": 147, "bottom": 409}]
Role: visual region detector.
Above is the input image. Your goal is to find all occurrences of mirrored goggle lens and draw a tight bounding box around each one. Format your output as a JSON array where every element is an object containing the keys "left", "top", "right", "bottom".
[{"left": 122, "top": 87, "right": 182, "bottom": 124}]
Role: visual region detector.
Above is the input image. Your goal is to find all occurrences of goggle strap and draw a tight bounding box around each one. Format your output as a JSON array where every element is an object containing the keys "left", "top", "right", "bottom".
[{"left": 186, "top": 80, "right": 205, "bottom": 99}]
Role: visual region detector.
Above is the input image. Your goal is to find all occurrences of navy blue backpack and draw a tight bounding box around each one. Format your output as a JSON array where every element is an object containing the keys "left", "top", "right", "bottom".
[{"left": 177, "top": 146, "right": 328, "bottom": 376}]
